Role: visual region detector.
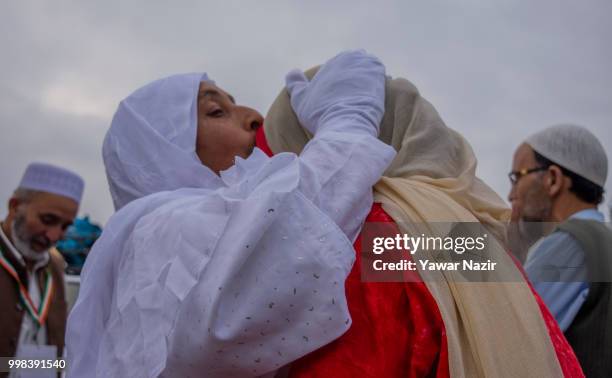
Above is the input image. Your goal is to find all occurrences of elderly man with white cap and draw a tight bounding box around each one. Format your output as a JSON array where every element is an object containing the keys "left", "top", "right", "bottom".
[
  {"left": 0, "top": 162, "right": 83, "bottom": 368},
  {"left": 508, "top": 124, "right": 611, "bottom": 377}
]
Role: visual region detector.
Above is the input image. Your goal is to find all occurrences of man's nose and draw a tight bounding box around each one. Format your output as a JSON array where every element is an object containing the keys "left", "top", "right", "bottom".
[
  {"left": 508, "top": 184, "right": 517, "bottom": 203},
  {"left": 45, "top": 226, "right": 65, "bottom": 244}
]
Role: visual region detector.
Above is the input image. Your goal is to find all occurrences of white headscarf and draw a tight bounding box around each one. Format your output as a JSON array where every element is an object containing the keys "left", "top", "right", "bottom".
[
  {"left": 103, "top": 73, "right": 222, "bottom": 210},
  {"left": 66, "top": 73, "right": 361, "bottom": 377}
]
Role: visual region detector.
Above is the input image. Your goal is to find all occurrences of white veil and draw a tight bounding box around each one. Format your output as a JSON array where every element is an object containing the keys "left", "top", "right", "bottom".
[{"left": 102, "top": 73, "right": 223, "bottom": 210}]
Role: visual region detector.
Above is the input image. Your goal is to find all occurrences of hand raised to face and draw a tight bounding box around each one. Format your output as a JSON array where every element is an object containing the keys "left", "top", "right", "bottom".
[{"left": 284, "top": 49, "right": 386, "bottom": 137}]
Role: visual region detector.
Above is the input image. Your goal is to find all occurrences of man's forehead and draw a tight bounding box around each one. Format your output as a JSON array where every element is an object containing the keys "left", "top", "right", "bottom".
[
  {"left": 27, "top": 192, "right": 79, "bottom": 217},
  {"left": 513, "top": 143, "right": 536, "bottom": 166}
]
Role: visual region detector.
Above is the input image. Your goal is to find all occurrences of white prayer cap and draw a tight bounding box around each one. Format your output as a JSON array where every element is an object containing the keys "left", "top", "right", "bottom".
[
  {"left": 103, "top": 73, "right": 223, "bottom": 210},
  {"left": 525, "top": 124, "right": 608, "bottom": 187},
  {"left": 18, "top": 162, "right": 85, "bottom": 203}
]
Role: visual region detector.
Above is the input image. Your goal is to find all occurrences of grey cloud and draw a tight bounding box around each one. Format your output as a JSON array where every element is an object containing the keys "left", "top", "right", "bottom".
[{"left": 1, "top": 0, "right": 611, "bottom": 224}]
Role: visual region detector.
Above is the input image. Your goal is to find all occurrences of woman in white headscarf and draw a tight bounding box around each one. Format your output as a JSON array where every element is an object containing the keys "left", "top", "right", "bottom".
[{"left": 65, "top": 50, "right": 396, "bottom": 378}]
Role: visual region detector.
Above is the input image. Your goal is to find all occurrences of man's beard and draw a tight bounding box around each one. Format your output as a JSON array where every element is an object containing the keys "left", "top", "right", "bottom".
[
  {"left": 521, "top": 180, "right": 553, "bottom": 223},
  {"left": 507, "top": 183, "right": 554, "bottom": 262},
  {"left": 10, "top": 215, "right": 50, "bottom": 263}
]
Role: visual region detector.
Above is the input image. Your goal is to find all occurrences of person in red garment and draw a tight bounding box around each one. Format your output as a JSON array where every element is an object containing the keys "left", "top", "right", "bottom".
[{"left": 257, "top": 69, "right": 584, "bottom": 377}]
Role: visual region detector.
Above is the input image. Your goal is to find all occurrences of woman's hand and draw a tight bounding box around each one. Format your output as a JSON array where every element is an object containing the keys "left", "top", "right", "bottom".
[{"left": 285, "top": 49, "right": 386, "bottom": 137}]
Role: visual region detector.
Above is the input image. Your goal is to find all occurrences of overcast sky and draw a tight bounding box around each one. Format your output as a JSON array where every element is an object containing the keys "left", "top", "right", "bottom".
[{"left": 1, "top": 0, "right": 611, "bottom": 225}]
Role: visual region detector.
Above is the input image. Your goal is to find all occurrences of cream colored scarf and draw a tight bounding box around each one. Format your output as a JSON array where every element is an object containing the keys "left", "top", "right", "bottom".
[{"left": 264, "top": 69, "right": 563, "bottom": 377}]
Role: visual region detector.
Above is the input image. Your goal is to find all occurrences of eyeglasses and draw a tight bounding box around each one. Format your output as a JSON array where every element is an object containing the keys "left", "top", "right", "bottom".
[{"left": 508, "top": 166, "right": 548, "bottom": 185}]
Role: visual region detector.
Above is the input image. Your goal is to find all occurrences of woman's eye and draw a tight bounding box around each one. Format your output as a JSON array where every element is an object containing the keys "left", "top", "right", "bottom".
[{"left": 208, "top": 109, "right": 224, "bottom": 117}]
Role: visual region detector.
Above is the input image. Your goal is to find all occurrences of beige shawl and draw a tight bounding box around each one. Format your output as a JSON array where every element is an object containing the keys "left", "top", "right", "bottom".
[{"left": 264, "top": 69, "right": 563, "bottom": 377}]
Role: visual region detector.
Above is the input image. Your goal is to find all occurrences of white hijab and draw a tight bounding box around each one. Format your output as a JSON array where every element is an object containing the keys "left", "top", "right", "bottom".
[
  {"left": 66, "top": 73, "right": 358, "bottom": 377},
  {"left": 102, "top": 73, "right": 222, "bottom": 210}
]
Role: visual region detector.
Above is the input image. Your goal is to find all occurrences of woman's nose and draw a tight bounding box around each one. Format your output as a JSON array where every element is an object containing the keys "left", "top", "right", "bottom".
[{"left": 242, "top": 107, "right": 263, "bottom": 131}]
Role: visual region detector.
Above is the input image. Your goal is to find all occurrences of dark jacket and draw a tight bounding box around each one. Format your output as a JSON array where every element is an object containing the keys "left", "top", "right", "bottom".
[{"left": 558, "top": 219, "right": 612, "bottom": 378}]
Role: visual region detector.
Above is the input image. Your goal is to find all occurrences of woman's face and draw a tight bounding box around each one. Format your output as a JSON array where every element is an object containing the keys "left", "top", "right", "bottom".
[{"left": 195, "top": 81, "right": 263, "bottom": 174}]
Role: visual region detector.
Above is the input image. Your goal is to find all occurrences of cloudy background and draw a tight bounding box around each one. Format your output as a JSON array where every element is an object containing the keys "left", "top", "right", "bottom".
[{"left": 1, "top": 0, "right": 611, "bottom": 225}]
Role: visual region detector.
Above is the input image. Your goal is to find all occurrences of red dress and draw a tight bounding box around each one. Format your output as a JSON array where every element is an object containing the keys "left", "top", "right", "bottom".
[{"left": 255, "top": 128, "right": 583, "bottom": 377}]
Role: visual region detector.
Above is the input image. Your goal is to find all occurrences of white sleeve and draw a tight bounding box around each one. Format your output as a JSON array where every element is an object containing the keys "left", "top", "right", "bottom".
[
  {"left": 284, "top": 50, "right": 395, "bottom": 241},
  {"left": 297, "top": 126, "right": 396, "bottom": 243},
  {"left": 92, "top": 155, "right": 358, "bottom": 378}
]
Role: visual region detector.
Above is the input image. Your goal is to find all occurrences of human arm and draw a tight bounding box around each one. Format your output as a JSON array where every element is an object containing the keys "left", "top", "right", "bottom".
[{"left": 285, "top": 50, "right": 396, "bottom": 242}]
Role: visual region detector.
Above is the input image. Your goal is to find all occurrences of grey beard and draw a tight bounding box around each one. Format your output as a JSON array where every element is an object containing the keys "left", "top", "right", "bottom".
[{"left": 10, "top": 221, "right": 48, "bottom": 263}]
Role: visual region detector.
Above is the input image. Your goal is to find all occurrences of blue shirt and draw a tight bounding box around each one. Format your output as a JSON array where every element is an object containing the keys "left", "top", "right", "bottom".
[{"left": 524, "top": 209, "right": 605, "bottom": 331}]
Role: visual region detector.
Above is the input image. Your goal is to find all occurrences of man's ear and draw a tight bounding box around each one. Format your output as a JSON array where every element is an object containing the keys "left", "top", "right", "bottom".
[
  {"left": 7, "top": 197, "right": 23, "bottom": 215},
  {"left": 547, "top": 166, "right": 565, "bottom": 197}
]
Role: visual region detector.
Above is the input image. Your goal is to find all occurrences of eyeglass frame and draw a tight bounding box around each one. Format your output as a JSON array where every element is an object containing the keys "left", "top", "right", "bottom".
[{"left": 508, "top": 166, "right": 548, "bottom": 185}]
